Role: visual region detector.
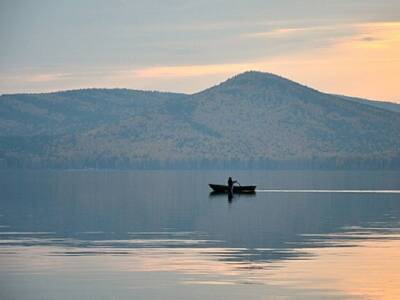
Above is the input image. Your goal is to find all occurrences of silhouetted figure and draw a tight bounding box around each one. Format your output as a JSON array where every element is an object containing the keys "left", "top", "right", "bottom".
[{"left": 227, "top": 177, "right": 237, "bottom": 194}]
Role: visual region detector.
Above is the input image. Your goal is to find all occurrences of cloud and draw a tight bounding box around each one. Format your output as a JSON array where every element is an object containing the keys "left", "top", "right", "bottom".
[
  {"left": 132, "top": 63, "right": 255, "bottom": 78},
  {"left": 1, "top": 21, "right": 399, "bottom": 102},
  {"left": 113, "top": 21, "right": 400, "bottom": 101},
  {"left": 357, "top": 36, "right": 380, "bottom": 42},
  {"left": 243, "top": 25, "right": 336, "bottom": 38},
  {"left": 26, "top": 73, "right": 71, "bottom": 83}
]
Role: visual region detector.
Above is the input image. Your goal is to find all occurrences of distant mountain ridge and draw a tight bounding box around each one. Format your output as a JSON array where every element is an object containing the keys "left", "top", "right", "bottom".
[
  {"left": 336, "top": 95, "right": 400, "bottom": 113},
  {"left": 1, "top": 71, "right": 399, "bottom": 169}
]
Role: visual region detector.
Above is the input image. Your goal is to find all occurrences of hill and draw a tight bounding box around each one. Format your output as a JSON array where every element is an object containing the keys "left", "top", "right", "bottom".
[
  {"left": 1, "top": 71, "right": 399, "bottom": 169},
  {"left": 337, "top": 95, "right": 400, "bottom": 113}
]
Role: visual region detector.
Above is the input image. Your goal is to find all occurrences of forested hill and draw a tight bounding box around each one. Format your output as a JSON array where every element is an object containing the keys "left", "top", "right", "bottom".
[{"left": 1, "top": 71, "right": 400, "bottom": 169}]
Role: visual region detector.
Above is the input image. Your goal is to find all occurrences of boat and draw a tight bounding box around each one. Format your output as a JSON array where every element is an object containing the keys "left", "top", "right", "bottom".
[{"left": 209, "top": 184, "right": 256, "bottom": 193}]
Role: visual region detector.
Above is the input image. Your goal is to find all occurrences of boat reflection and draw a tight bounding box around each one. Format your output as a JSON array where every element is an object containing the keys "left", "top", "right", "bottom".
[{"left": 209, "top": 191, "right": 256, "bottom": 202}]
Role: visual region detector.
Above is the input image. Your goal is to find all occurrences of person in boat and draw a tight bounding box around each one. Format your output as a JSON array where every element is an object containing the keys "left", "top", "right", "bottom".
[{"left": 227, "top": 177, "right": 237, "bottom": 193}]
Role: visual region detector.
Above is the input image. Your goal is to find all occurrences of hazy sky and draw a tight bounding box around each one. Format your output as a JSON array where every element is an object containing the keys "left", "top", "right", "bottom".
[{"left": 1, "top": 0, "right": 399, "bottom": 102}]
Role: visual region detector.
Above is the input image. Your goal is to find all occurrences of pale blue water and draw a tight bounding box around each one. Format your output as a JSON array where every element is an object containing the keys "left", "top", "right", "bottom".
[{"left": 0, "top": 170, "right": 400, "bottom": 299}]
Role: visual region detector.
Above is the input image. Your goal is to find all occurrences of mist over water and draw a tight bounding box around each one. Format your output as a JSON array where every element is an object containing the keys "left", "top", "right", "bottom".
[{"left": 1, "top": 170, "right": 400, "bottom": 299}]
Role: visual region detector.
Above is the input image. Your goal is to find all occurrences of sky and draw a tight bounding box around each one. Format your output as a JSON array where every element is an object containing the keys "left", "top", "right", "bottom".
[{"left": 0, "top": 0, "right": 399, "bottom": 102}]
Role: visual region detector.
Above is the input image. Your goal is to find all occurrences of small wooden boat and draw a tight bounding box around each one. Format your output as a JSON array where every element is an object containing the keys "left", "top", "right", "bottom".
[{"left": 209, "top": 184, "right": 256, "bottom": 193}]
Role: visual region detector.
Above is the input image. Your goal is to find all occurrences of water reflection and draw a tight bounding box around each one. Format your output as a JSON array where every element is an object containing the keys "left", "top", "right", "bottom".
[
  {"left": 0, "top": 170, "right": 400, "bottom": 299},
  {"left": 209, "top": 191, "right": 256, "bottom": 203}
]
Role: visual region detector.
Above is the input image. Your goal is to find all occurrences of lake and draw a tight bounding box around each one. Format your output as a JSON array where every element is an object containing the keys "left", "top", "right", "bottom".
[{"left": 1, "top": 170, "right": 400, "bottom": 299}]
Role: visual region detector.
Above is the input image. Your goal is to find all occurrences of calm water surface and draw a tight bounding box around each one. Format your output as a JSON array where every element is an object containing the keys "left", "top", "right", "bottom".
[{"left": 0, "top": 170, "right": 400, "bottom": 299}]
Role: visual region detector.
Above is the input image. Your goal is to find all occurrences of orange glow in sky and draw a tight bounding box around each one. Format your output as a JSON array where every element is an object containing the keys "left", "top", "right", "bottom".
[
  {"left": 127, "top": 22, "right": 400, "bottom": 102},
  {"left": 1, "top": 15, "right": 399, "bottom": 103}
]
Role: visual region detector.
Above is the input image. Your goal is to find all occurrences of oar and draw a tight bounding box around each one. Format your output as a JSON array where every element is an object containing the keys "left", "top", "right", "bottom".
[{"left": 236, "top": 181, "right": 242, "bottom": 198}]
